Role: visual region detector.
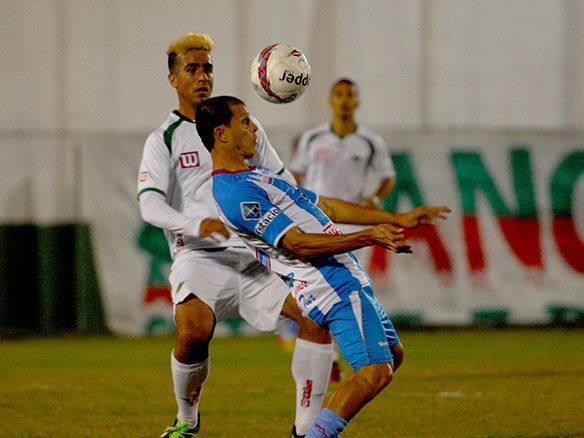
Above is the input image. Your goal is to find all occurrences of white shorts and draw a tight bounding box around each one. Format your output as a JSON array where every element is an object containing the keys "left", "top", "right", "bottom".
[{"left": 169, "top": 247, "right": 289, "bottom": 332}]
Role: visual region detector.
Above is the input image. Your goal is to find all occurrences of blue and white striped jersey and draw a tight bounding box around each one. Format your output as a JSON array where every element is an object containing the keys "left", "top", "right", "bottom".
[{"left": 212, "top": 166, "right": 371, "bottom": 316}]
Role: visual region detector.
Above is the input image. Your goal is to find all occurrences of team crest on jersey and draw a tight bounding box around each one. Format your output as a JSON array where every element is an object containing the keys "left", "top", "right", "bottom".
[
  {"left": 241, "top": 202, "right": 261, "bottom": 220},
  {"left": 179, "top": 151, "right": 200, "bottom": 168}
]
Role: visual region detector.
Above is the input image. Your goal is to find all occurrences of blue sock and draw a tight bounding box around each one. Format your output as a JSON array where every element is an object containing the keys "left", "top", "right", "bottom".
[{"left": 306, "top": 408, "right": 348, "bottom": 438}]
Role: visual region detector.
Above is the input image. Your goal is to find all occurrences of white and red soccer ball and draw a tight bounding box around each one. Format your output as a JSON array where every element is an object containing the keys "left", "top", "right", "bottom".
[{"left": 250, "top": 43, "right": 311, "bottom": 104}]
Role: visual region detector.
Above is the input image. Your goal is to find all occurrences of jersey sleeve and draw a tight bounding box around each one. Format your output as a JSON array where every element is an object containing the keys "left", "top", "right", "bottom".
[
  {"left": 137, "top": 131, "right": 171, "bottom": 198},
  {"left": 218, "top": 181, "right": 295, "bottom": 248},
  {"left": 137, "top": 130, "right": 203, "bottom": 237},
  {"left": 295, "top": 184, "right": 318, "bottom": 204}
]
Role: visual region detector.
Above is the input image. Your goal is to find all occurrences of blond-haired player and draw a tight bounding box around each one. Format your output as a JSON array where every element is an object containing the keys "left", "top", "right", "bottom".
[{"left": 138, "top": 33, "right": 333, "bottom": 438}]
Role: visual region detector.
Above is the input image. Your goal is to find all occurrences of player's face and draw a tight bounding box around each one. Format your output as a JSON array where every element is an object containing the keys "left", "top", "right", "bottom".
[
  {"left": 329, "top": 82, "right": 359, "bottom": 119},
  {"left": 169, "top": 49, "right": 214, "bottom": 109},
  {"left": 227, "top": 104, "right": 258, "bottom": 159}
]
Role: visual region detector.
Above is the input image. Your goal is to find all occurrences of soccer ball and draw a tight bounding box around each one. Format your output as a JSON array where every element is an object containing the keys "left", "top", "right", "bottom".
[{"left": 250, "top": 43, "right": 311, "bottom": 104}]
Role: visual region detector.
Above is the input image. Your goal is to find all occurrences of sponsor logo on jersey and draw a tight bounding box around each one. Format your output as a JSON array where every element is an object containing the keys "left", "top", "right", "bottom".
[
  {"left": 293, "top": 280, "right": 309, "bottom": 295},
  {"left": 315, "top": 150, "right": 329, "bottom": 161},
  {"left": 179, "top": 151, "right": 200, "bottom": 168},
  {"left": 254, "top": 207, "right": 281, "bottom": 235},
  {"left": 241, "top": 202, "right": 261, "bottom": 220},
  {"left": 139, "top": 171, "right": 149, "bottom": 182},
  {"left": 298, "top": 293, "right": 316, "bottom": 309}
]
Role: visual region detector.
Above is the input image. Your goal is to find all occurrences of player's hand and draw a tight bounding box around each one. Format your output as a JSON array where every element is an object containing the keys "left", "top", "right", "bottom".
[
  {"left": 397, "top": 206, "right": 451, "bottom": 228},
  {"left": 199, "top": 218, "right": 230, "bottom": 240},
  {"left": 370, "top": 224, "right": 411, "bottom": 253}
]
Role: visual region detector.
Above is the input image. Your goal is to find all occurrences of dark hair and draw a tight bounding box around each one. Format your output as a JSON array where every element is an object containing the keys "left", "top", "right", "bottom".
[
  {"left": 331, "top": 77, "right": 357, "bottom": 93},
  {"left": 195, "top": 96, "right": 245, "bottom": 152},
  {"left": 167, "top": 52, "right": 178, "bottom": 73}
]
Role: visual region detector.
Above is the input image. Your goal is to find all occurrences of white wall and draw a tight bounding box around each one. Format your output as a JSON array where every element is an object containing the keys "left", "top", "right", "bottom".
[
  {"left": 3, "top": 0, "right": 583, "bottom": 136},
  {"left": 2, "top": 0, "right": 583, "bottom": 223}
]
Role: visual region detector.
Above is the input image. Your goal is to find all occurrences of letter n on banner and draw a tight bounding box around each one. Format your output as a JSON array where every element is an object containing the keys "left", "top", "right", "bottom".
[{"left": 451, "top": 147, "right": 542, "bottom": 274}]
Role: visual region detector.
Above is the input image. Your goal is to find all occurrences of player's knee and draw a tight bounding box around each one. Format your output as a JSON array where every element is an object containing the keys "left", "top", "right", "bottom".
[
  {"left": 358, "top": 363, "right": 393, "bottom": 395},
  {"left": 174, "top": 313, "right": 215, "bottom": 362},
  {"left": 175, "top": 326, "right": 213, "bottom": 363},
  {"left": 391, "top": 342, "right": 405, "bottom": 372}
]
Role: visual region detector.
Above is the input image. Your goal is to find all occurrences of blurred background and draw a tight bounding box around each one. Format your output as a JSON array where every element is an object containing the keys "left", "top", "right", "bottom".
[{"left": 1, "top": 0, "right": 582, "bottom": 336}]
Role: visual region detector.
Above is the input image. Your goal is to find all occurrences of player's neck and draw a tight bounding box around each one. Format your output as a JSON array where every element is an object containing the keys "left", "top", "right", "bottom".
[
  {"left": 177, "top": 102, "right": 196, "bottom": 121},
  {"left": 211, "top": 149, "right": 249, "bottom": 172},
  {"left": 331, "top": 117, "right": 356, "bottom": 137}
]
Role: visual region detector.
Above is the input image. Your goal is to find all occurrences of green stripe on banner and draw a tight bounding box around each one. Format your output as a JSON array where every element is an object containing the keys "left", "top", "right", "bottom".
[{"left": 0, "top": 224, "right": 108, "bottom": 336}]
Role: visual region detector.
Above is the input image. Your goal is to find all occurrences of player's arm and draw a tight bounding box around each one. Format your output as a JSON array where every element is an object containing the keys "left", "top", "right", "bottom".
[
  {"left": 317, "top": 196, "right": 451, "bottom": 229},
  {"left": 137, "top": 134, "right": 229, "bottom": 240},
  {"left": 280, "top": 224, "right": 409, "bottom": 259},
  {"left": 361, "top": 177, "right": 394, "bottom": 208},
  {"left": 139, "top": 191, "right": 229, "bottom": 240}
]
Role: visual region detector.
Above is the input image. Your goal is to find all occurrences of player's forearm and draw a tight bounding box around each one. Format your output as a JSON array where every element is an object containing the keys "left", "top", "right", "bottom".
[
  {"left": 281, "top": 228, "right": 376, "bottom": 258},
  {"left": 139, "top": 191, "right": 201, "bottom": 237},
  {"left": 280, "top": 224, "right": 407, "bottom": 258},
  {"left": 318, "top": 196, "right": 404, "bottom": 226}
]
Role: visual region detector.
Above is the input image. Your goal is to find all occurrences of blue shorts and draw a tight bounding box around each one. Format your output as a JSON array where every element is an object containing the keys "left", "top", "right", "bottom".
[{"left": 308, "top": 286, "right": 400, "bottom": 371}]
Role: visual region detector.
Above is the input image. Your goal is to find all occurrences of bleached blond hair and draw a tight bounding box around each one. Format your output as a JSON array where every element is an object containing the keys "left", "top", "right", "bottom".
[{"left": 167, "top": 33, "right": 214, "bottom": 72}]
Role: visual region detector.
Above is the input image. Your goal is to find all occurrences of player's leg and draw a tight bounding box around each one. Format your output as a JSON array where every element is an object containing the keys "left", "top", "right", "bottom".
[
  {"left": 280, "top": 295, "right": 334, "bottom": 436},
  {"left": 162, "top": 250, "right": 240, "bottom": 436},
  {"left": 236, "top": 254, "right": 333, "bottom": 437},
  {"left": 168, "top": 294, "right": 215, "bottom": 432},
  {"left": 305, "top": 288, "right": 394, "bottom": 437}
]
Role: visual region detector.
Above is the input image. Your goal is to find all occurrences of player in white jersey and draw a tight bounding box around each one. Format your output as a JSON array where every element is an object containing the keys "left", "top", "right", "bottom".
[
  {"left": 290, "top": 78, "right": 395, "bottom": 209},
  {"left": 196, "top": 96, "right": 450, "bottom": 437},
  {"left": 137, "top": 34, "right": 334, "bottom": 438}
]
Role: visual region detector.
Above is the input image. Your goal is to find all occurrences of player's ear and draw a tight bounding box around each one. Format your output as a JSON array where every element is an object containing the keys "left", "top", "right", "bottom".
[
  {"left": 168, "top": 72, "right": 177, "bottom": 89},
  {"left": 214, "top": 125, "right": 228, "bottom": 144}
]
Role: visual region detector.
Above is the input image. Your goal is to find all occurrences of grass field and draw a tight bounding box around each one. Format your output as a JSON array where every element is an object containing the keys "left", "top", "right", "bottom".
[{"left": 0, "top": 328, "right": 582, "bottom": 437}]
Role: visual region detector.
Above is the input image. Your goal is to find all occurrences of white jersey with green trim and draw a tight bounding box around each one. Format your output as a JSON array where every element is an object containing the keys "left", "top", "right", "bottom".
[
  {"left": 137, "top": 110, "right": 287, "bottom": 257},
  {"left": 289, "top": 123, "right": 395, "bottom": 203}
]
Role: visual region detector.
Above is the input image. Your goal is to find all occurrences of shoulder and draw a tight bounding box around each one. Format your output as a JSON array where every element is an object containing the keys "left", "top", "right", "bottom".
[
  {"left": 213, "top": 170, "right": 262, "bottom": 197},
  {"left": 299, "top": 123, "right": 330, "bottom": 145},
  {"left": 147, "top": 112, "right": 202, "bottom": 153},
  {"left": 355, "top": 125, "right": 386, "bottom": 148}
]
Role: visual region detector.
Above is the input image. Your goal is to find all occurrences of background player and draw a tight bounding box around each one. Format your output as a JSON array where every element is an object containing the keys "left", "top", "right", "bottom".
[
  {"left": 137, "top": 34, "right": 333, "bottom": 437},
  {"left": 286, "top": 78, "right": 397, "bottom": 379},
  {"left": 196, "top": 95, "right": 450, "bottom": 437},
  {"left": 290, "top": 78, "right": 395, "bottom": 209}
]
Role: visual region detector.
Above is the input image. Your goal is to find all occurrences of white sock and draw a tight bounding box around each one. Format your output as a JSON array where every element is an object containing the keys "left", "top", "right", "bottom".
[
  {"left": 292, "top": 338, "right": 335, "bottom": 435},
  {"left": 171, "top": 351, "right": 209, "bottom": 428}
]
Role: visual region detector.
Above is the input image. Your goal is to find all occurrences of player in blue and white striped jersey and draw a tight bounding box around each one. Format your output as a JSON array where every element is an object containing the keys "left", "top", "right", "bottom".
[{"left": 197, "top": 96, "right": 450, "bottom": 437}]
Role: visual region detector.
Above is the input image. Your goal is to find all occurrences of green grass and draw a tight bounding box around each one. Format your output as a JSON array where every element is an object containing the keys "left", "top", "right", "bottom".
[{"left": 0, "top": 328, "right": 582, "bottom": 437}]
